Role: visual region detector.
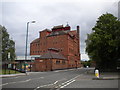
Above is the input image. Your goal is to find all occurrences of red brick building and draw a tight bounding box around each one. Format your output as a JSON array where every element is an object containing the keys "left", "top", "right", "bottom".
[{"left": 30, "top": 24, "right": 81, "bottom": 71}]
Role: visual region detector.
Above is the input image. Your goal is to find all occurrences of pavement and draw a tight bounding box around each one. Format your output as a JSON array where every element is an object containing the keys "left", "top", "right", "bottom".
[
  {"left": 92, "top": 72, "right": 119, "bottom": 80},
  {"left": 85, "top": 69, "right": 120, "bottom": 80},
  {"left": 0, "top": 73, "right": 27, "bottom": 78},
  {"left": 0, "top": 72, "right": 45, "bottom": 78}
]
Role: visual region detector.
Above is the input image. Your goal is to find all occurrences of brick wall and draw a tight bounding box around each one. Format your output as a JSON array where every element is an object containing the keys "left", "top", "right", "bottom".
[
  {"left": 30, "top": 25, "right": 81, "bottom": 71},
  {"left": 32, "top": 59, "right": 68, "bottom": 71}
]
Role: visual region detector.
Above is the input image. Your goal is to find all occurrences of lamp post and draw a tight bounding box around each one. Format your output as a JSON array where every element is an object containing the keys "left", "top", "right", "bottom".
[{"left": 24, "top": 21, "right": 35, "bottom": 73}]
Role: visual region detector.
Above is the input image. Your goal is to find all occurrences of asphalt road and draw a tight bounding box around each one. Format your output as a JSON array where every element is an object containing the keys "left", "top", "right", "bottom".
[{"left": 1, "top": 68, "right": 118, "bottom": 90}]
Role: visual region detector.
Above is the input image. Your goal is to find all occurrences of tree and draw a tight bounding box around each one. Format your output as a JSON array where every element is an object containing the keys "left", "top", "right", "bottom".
[
  {"left": 0, "top": 26, "right": 2, "bottom": 62},
  {"left": 85, "top": 13, "right": 120, "bottom": 71},
  {"left": 0, "top": 25, "right": 16, "bottom": 62},
  {"left": 81, "top": 60, "right": 91, "bottom": 67}
]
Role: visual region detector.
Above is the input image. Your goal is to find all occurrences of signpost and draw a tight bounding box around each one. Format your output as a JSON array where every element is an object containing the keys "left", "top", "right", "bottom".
[{"left": 8, "top": 52, "right": 10, "bottom": 59}]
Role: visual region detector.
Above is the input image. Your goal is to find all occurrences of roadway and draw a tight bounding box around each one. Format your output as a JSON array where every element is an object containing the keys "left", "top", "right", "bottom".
[{"left": 2, "top": 68, "right": 118, "bottom": 90}]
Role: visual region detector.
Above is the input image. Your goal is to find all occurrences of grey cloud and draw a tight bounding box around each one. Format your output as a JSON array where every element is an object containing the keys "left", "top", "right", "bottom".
[{"left": 2, "top": 0, "right": 118, "bottom": 60}]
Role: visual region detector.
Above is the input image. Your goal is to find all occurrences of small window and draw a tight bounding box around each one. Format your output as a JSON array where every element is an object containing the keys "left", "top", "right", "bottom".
[
  {"left": 62, "top": 60, "right": 65, "bottom": 64},
  {"left": 56, "top": 60, "right": 60, "bottom": 64}
]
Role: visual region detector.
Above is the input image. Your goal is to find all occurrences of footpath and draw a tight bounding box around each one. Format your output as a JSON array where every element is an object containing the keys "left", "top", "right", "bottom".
[
  {"left": 86, "top": 69, "right": 120, "bottom": 80},
  {"left": 93, "top": 72, "right": 120, "bottom": 80},
  {"left": 0, "top": 73, "right": 27, "bottom": 78},
  {"left": 0, "top": 71, "right": 46, "bottom": 78}
]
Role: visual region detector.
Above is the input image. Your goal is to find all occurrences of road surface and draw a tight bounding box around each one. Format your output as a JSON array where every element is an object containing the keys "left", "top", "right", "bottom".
[{"left": 2, "top": 68, "right": 118, "bottom": 89}]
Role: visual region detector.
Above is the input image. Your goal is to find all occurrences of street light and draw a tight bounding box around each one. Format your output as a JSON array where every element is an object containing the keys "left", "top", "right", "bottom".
[{"left": 24, "top": 21, "right": 36, "bottom": 73}]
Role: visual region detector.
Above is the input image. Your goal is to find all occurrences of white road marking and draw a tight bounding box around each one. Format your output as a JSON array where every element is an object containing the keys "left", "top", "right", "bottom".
[
  {"left": 34, "top": 80, "right": 60, "bottom": 90},
  {"left": 54, "top": 69, "right": 77, "bottom": 73},
  {"left": 34, "top": 75, "right": 80, "bottom": 90},
  {"left": 69, "top": 69, "right": 75, "bottom": 70},
  {"left": 2, "top": 76, "right": 44, "bottom": 86},
  {"left": 1, "top": 79, "right": 32, "bottom": 86},
  {"left": 54, "top": 81, "right": 58, "bottom": 84},
  {"left": 19, "top": 79, "right": 31, "bottom": 83},
  {"left": 61, "top": 79, "right": 73, "bottom": 86},
  {"left": 54, "top": 69, "right": 70, "bottom": 72},
  {"left": 60, "top": 79, "right": 75, "bottom": 88},
  {"left": 0, "top": 83, "right": 8, "bottom": 86},
  {"left": 40, "top": 77, "right": 44, "bottom": 79},
  {"left": 54, "top": 71, "right": 59, "bottom": 72},
  {"left": 56, "top": 75, "right": 80, "bottom": 89},
  {"left": 40, "top": 83, "right": 54, "bottom": 87},
  {"left": 32, "top": 77, "right": 44, "bottom": 80}
]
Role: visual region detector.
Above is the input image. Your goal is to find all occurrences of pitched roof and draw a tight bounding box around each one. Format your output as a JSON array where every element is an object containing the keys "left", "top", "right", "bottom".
[
  {"left": 53, "top": 25, "right": 63, "bottom": 29},
  {"left": 69, "top": 30, "right": 77, "bottom": 35},
  {"left": 31, "top": 38, "right": 40, "bottom": 43},
  {"left": 43, "top": 29, "right": 51, "bottom": 32},
  {"left": 40, "top": 51, "right": 66, "bottom": 60},
  {"left": 47, "top": 30, "right": 69, "bottom": 37}
]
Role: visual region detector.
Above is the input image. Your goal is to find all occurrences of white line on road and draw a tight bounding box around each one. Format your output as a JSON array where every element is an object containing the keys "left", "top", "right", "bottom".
[
  {"left": 54, "top": 71, "right": 59, "bottom": 72},
  {"left": 0, "top": 83, "right": 8, "bottom": 86},
  {"left": 31, "top": 77, "right": 44, "bottom": 80},
  {"left": 2, "top": 76, "right": 44, "bottom": 86},
  {"left": 54, "top": 68, "right": 80, "bottom": 73},
  {"left": 55, "top": 75, "right": 80, "bottom": 89},
  {"left": 60, "top": 79, "right": 75, "bottom": 88},
  {"left": 34, "top": 80, "right": 60, "bottom": 90},
  {"left": 34, "top": 75, "right": 80, "bottom": 90},
  {"left": 54, "top": 69, "right": 70, "bottom": 72},
  {"left": 40, "top": 77, "right": 44, "bottom": 79},
  {"left": 19, "top": 79, "right": 31, "bottom": 83},
  {"left": 54, "top": 81, "right": 58, "bottom": 84},
  {"left": 1, "top": 79, "right": 32, "bottom": 86}
]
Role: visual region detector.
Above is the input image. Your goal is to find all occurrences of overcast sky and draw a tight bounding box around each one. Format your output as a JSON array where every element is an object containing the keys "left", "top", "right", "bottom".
[{"left": 1, "top": 0, "right": 119, "bottom": 61}]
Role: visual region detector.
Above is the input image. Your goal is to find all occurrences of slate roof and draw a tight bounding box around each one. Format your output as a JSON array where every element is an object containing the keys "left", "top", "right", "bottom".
[
  {"left": 40, "top": 51, "right": 66, "bottom": 60},
  {"left": 42, "top": 29, "right": 51, "bottom": 32},
  {"left": 31, "top": 38, "right": 40, "bottom": 43},
  {"left": 47, "top": 30, "right": 69, "bottom": 37},
  {"left": 53, "top": 25, "right": 63, "bottom": 29}
]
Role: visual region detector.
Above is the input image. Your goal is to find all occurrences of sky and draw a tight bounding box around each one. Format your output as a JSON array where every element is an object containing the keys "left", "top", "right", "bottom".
[{"left": 1, "top": 0, "right": 119, "bottom": 61}]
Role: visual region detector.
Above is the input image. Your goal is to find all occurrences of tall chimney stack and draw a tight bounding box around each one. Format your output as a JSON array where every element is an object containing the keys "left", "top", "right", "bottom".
[{"left": 77, "top": 26, "right": 79, "bottom": 38}]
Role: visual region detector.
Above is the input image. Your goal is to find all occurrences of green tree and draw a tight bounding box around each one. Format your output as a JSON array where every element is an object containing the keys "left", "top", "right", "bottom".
[
  {"left": 85, "top": 13, "right": 120, "bottom": 71},
  {"left": 0, "top": 25, "right": 16, "bottom": 61},
  {"left": 81, "top": 60, "right": 91, "bottom": 67},
  {"left": 0, "top": 26, "right": 2, "bottom": 63}
]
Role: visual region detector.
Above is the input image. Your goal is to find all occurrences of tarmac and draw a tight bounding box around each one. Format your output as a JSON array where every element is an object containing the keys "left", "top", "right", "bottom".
[{"left": 0, "top": 70, "right": 120, "bottom": 80}]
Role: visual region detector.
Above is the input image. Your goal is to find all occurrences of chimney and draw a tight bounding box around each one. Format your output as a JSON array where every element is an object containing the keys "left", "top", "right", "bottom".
[{"left": 77, "top": 26, "right": 79, "bottom": 38}]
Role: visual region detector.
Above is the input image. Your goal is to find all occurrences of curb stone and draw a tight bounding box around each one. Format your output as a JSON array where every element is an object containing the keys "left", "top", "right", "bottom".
[
  {"left": 0, "top": 73, "right": 27, "bottom": 78},
  {"left": 92, "top": 77, "right": 119, "bottom": 80}
]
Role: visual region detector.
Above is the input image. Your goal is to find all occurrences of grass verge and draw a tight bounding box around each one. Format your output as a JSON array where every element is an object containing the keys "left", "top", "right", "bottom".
[{"left": 0, "top": 69, "right": 21, "bottom": 75}]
